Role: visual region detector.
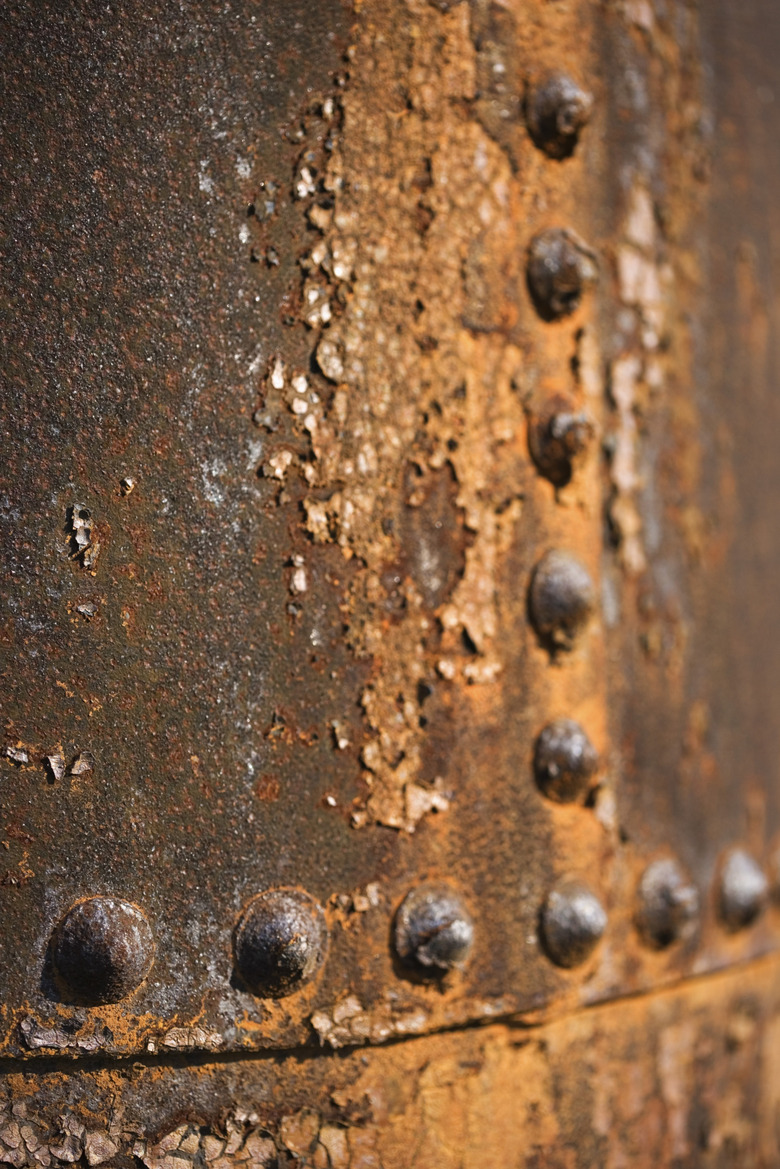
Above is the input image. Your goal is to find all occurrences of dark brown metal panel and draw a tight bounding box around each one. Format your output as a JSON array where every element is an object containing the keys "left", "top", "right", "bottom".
[
  {"left": 2, "top": 0, "right": 780, "bottom": 1060},
  {"left": 0, "top": 957, "right": 779, "bottom": 1166},
  {"left": 3, "top": 0, "right": 780, "bottom": 1160},
  {"left": 702, "top": 0, "right": 780, "bottom": 841},
  {"left": 0, "top": 0, "right": 382, "bottom": 1055},
  {"left": 598, "top": 0, "right": 780, "bottom": 982},
  {"left": 2, "top": 0, "right": 616, "bottom": 1058}
]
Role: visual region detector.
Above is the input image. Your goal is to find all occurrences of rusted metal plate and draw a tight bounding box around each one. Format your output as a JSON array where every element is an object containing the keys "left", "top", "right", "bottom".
[
  {"left": 2, "top": 0, "right": 780, "bottom": 1082},
  {"left": 1, "top": 956, "right": 780, "bottom": 1167},
  {"left": 596, "top": 0, "right": 780, "bottom": 990}
]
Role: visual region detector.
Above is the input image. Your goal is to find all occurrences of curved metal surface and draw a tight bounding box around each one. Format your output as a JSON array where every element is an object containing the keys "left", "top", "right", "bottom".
[{"left": 2, "top": 0, "right": 780, "bottom": 1162}]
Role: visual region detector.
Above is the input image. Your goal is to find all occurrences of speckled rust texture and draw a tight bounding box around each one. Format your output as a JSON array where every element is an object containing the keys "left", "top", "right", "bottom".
[
  {"left": 3, "top": 0, "right": 780, "bottom": 1155},
  {"left": 1, "top": 958, "right": 780, "bottom": 1167},
  {"left": 0, "top": 0, "right": 616, "bottom": 1057}
]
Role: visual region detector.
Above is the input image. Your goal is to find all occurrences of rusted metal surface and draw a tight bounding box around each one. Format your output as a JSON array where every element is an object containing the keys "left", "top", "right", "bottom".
[
  {"left": 3, "top": 0, "right": 780, "bottom": 1159},
  {"left": 2, "top": 0, "right": 613, "bottom": 1059},
  {"left": 600, "top": 0, "right": 780, "bottom": 994},
  {"left": 0, "top": 957, "right": 779, "bottom": 1166}
]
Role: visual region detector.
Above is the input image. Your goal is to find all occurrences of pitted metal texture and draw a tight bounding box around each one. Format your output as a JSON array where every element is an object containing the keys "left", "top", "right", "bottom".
[{"left": 1, "top": 0, "right": 780, "bottom": 1088}]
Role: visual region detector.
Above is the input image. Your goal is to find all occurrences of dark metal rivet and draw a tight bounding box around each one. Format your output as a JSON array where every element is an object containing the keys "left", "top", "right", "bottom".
[
  {"left": 529, "top": 550, "right": 595, "bottom": 650},
  {"left": 234, "top": 888, "right": 328, "bottom": 998},
  {"left": 635, "top": 858, "right": 699, "bottom": 949},
  {"left": 51, "top": 897, "right": 155, "bottom": 1005},
  {"left": 534, "top": 718, "right": 599, "bottom": 803},
  {"left": 526, "top": 228, "right": 598, "bottom": 321},
  {"left": 526, "top": 73, "right": 594, "bottom": 159},
  {"left": 719, "top": 849, "right": 768, "bottom": 931},
  {"left": 541, "top": 880, "right": 606, "bottom": 968},
  {"left": 528, "top": 399, "right": 594, "bottom": 487},
  {"left": 394, "top": 884, "right": 474, "bottom": 975}
]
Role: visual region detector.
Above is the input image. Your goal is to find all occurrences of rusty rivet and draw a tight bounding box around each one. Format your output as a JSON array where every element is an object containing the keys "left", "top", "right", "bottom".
[
  {"left": 534, "top": 718, "right": 599, "bottom": 804},
  {"left": 51, "top": 897, "right": 155, "bottom": 1005},
  {"left": 234, "top": 888, "right": 328, "bottom": 998},
  {"left": 529, "top": 550, "right": 595, "bottom": 650},
  {"left": 528, "top": 399, "right": 594, "bottom": 487},
  {"left": 541, "top": 880, "right": 607, "bottom": 968},
  {"left": 635, "top": 858, "right": 699, "bottom": 949},
  {"left": 526, "top": 73, "right": 594, "bottom": 160},
  {"left": 719, "top": 849, "right": 768, "bottom": 931},
  {"left": 394, "top": 884, "right": 474, "bottom": 975},
  {"left": 526, "top": 228, "right": 598, "bottom": 321}
]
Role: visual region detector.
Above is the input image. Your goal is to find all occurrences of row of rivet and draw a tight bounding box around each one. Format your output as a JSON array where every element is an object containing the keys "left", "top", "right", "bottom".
[
  {"left": 523, "top": 61, "right": 606, "bottom": 984},
  {"left": 522, "top": 92, "right": 773, "bottom": 969},
  {"left": 35, "top": 71, "right": 768, "bottom": 1032},
  {"left": 522, "top": 97, "right": 774, "bottom": 968},
  {"left": 39, "top": 71, "right": 602, "bottom": 1021},
  {"left": 46, "top": 851, "right": 772, "bottom": 1008},
  {"left": 49, "top": 68, "right": 595, "bottom": 1018},
  {"left": 526, "top": 71, "right": 599, "bottom": 986},
  {"left": 541, "top": 847, "right": 772, "bottom": 967},
  {"left": 521, "top": 63, "right": 773, "bottom": 976}
]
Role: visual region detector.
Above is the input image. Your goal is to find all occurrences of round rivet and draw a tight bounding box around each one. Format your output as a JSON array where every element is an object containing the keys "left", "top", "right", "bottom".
[
  {"left": 51, "top": 897, "right": 155, "bottom": 1005},
  {"left": 534, "top": 719, "right": 599, "bottom": 803},
  {"left": 526, "top": 228, "right": 598, "bottom": 321},
  {"left": 394, "top": 884, "right": 474, "bottom": 975},
  {"left": 635, "top": 858, "right": 699, "bottom": 949},
  {"left": 529, "top": 550, "right": 595, "bottom": 650},
  {"left": 529, "top": 401, "right": 594, "bottom": 487},
  {"left": 234, "top": 888, "right": 328, "bottom": 998},
  {"left": 719, "top": 849, "right": 768, "bottom": 931},
  {"left": 526, "top": 73, "right": 594, "bottom": 159},
  {"left": 541, "top": 880, "right": 606, "bottom": 968}
]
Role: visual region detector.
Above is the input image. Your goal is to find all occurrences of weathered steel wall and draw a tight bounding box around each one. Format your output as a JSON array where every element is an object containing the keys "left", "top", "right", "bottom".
[
  {"left": 1, "top": 958, "right": 780, "bottom": 1167},
  {"left": 2, "top": 0, "right": 780, "bottom": 1164}
]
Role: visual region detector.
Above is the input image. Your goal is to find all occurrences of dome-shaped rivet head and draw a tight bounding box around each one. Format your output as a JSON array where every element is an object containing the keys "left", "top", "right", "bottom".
[
  {"left": 51, "top": 897, "right": 155, "bottom": 1005},
  {"left": 234, "top": 888, "right": 328, "bottom": 998},
  {"left": 534, "top": 719, "right": 599, "bottom": 803},
  {"left": 529, "top": 550, "right": 595, "bottom": 650},
  {"left": 526, "top": 228, "right": 598, "bottom": 321},
  {"left": 719, "top": 849, "right": 768, "bottom": 931},
  {"left": 394, "top": 884, "right": 474, "bottom": 975},
  {"left": 541, "top": 880, "right": 606, "bottom": 968},
  {"left": 635, "top": 858, "right": 699, "bottom": 949},
  {"left": 529, "top": 400, "right": 594, "bottom": 487},
  {"left": 526, "top": 73, "right": 594, "bottom": 159}
]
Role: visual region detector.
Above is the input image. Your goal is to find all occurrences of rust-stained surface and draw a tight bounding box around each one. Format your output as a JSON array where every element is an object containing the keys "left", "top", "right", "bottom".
[
  {"left": 3, "top": 0, "right": 780, "bottom": 1158},
  {"left": 0, "top": 0, "right": 613, "bottom": 1058},
  {"left": 0, "top": 958, "right": 779, "bottom": 1167}
]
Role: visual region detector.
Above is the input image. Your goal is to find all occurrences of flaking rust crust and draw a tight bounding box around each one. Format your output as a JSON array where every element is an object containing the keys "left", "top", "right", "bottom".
[
  {"left": 0, "top": 0, "right": 616, "bottom": 1060},
  {"left": 0, "top": 0, "right": 620, "bottom": 1060},
  {"left": 2, "top": 958, "right": 780, "bottom": 1167},
  {"left": 2, "top": 0, "right": 767, "bottom": 1063},
  {"left": 3, "top": 6, "right": 780, "bottom": 1158},
  {"left": 278, "top": 0, "right": 609, "bottom": 833}
]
